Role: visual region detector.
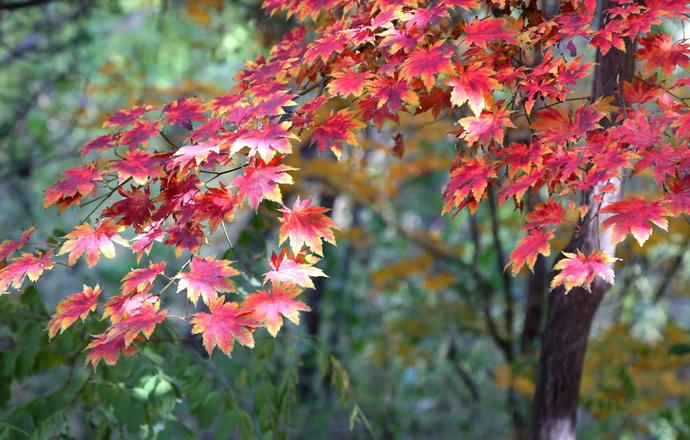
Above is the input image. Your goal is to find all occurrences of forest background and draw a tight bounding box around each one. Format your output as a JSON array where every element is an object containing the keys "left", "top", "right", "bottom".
[{"left": 0, "top": 0, "right": 688, "bottom": 439}]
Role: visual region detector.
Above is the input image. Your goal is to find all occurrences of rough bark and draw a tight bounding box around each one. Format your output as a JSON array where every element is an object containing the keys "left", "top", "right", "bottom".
[{"left": 529, "top": 1, "right": 635, "bottom": 438}]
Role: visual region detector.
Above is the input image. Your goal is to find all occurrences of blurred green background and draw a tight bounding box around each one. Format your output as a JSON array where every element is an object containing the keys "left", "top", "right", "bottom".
[{"left": 0, "top": 1, "right": 689, "bottom": 439}]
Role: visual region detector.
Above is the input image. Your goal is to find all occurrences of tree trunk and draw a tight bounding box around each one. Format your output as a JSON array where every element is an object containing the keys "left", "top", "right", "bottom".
[{"left": 529, "top": 1, "right": 635, "bottom": 438}]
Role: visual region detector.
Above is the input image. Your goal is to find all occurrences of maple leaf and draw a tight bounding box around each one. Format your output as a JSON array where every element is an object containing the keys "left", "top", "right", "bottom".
[
  {"left": 312, "top": 109, "right": 366, "bottom": 159},
  {"left": 85, "top": 332, "right": 137, "bottom": 368},
  {"left": 44, "top": 164, "right": 102, "bottom": 210},
  {"left": 191, "top": 298, "right": 257, "bottom": 356},
  {"left": 230, "top": 121, "right": 297, "bottom": 163},
  {"left": 164, "top": 222, "right": 205, "bottom": 256},
  {"left": 496, "top": 169, "right": 545, "bottom": 205},
  {"left": 58, "top": 221, "right": 129, "bottom": 267},
  {"left": 176, "top": 256, "right": 239, "bottom": 305},
  {"left": 170, "top": 142, "right": 221, "bottom": 171},
  {"left": 663, "top": 177, "right": 690, "bottom": 216},
  {"left": 327, "top": 69, "right": 373, "bottom": 98},
  {"left": 304, "top": 33, "right": 348, "bottom": 63},
  {"left": 506, "top": 229, "right": 553, "bottom": 275},
  {"left": 103, "top": 105, "right": 153, "bottom": 127},
  {"left": 278, "top": 197, "right": 338, "bottom": 256},
  {"left": 448, "top": 63, "right": 500, "bottom": 115},
  {"left": 81, "top": 134, "right": 116, "bottom": 156},
  {"left": 111, "top": 150, "right": 165, "bottom": 185},
  {"left": 231, "top": 157, "right": 296, "bottom": 209},
  {"left": 243, "top": 284, "right": 311, "bottom": 337},
  {"left": 131, "top": 223, "right": 165, "bottom": 261},
  {"left": 464, "top": 18, "right": 518, "bottom": 47},
  {"left": 458, "top": 108, "right": 515, "bottom": 145},
  {"left": 551, "top": 250, "right": 617, "bottom": 293},
  {"left": 47, "top": 285, "right": 101, "bottom": 338},
  {"left": 496, "top": 142, "right": 545, "bottom": 178},
  {"left": 119, "top": 120, "right": 161, "bottom": 148},
  {"left": 367, "top": 75, "right": 420, "bottom": 112},
  {"left": 86, "top": 305, "right": 167, "bottom": 368},
  {"left": 442, "top": 156, "right": 496, "bottom": 214},
  {"left": 416, "top": 86, "right": 451, "bottom": 118},
  {"left": 525, "top": 201, "right": 565, "bottom": 229},
  {"left": 638, "top": 33, "right": 690, "bottom": 75},
  {"left": 263, "top": 250, "right": 327, "bottom": 289},
  {"left": 102, "top": 186, "right": 155, "bottom": 231},
  {"left": 103, "top": 292, "right": 159, "bottom": 323},
  {"left": 600, "top": 197, "right": 669, "bottom": 246},
  {"left": 0, "top": 227, "right": 34, "bottom": 261},
  {"left": 121, "top": 262, "right": 166, "bottom": 294},
  {"left": 112, "top": 305, "right": 168, "bottom": 346},
  {"left": 378, "top": 27, "right": 418, "bottom": 54},
  {"left": 193, "top": 184, "right": 237, "bottom": 230},
  {"left": 164, "top": 98, "right": 207, "bottom": 130},
  {"left": 0, "top": 251, "right": 54, "bottom": 293},
  {"left": 399, "top": 41, "right": 454, "bottom": 90},
  {"left": 590, "top": 28, "right": 626, "bottom": 55}
]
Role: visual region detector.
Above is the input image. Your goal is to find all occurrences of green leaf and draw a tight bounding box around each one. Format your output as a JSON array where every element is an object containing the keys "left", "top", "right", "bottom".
[
  {"left": 670, "top": 344, "right": 690, "bottom": 356},
  {"left": 197, "top": 391, "right": 221, "bottom": 429}
]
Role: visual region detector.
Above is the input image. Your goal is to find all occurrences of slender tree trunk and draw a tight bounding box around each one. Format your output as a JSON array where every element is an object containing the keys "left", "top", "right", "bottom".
[
  {"left": 521, "top": 194, "right": 547, "bottom": 355},
  {"left": 529, "top": 1, "right": 635, "bottom": 438}
]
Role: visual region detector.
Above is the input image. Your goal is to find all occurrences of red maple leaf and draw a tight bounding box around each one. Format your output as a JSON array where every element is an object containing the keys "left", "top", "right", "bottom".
[
  {"left": 243, "top": 283, "right": 311, "bottom": 337},
  {"left": 495, "top": 142, "right": 545, "bottom": 178},
  {"left": 103, "top": 292, "right": 159, "bottom": 323},
  {"left": 506, "top": 229, "right": 554, "bottom": 275},
  {"left": 81, "top": 134, "right": 116, "bottom": 156},
  {"left": 102, "top": 187, "right": 155, "bottom": 231},
  {"left": 119, "top": 120, "right": 161, "bottom": 149},
  {"left": 58, "top": 221, "right": 129, "bottom": 267},
  {"left": 638, "top": 33, "right": 690, "bottom": 75},
  {"left": 378, "top": 28, "right": 418, "bottom": 54},
  {"left": 312, "top": 109, "right": 366, "bottom": 158},
  {"left": 86, "top": 305, "right": 167, "bottom": 368},
  {"left": 111, "top": 305, "right": 168, "bottom": 346},
  {"left": 231, "top": 157, "right": 296, "bottom": 209},
  {"left": 551, "top": 250, "right": 617, "bottom": 293},
  {"left": 0, "top": 251, "right": 54, "bottom": 292},
  {"left": 304, "top": 33, "right": 348, "bottom": 63},
  {"left": 103, "top": 105, "right": 153, "bottom": 127},
  {"left": 525, "top": 201, "right": 565, "bottom": 229},
  {"left": 111, "top": 150, "right": 165, "bottom": 185},
  {"left": 164, "top": 222, "right": 205, "bottom": 256},
  {"left": 263, "top": 250, "right": 327, "bottom": 289},
  {"left": 367, "top": 75, "right": 420, "bottom": 113},
  {"left": 459, "top": 108, "right": 515, "bottom": 145},
  {"left": 44, "top": 164, "right": 102, "bottom": 210},
  {"left": 278, "top": 197, "right": 338, "bottom": 256},
  {"left": 442, "top": 155, "right": 496, "bottom": 214},
  {"left": 85, "top": 331, "right": 136, "bottom": 368},
  {"left": 121, "top": 262, "right": 166, "bottom": 294},
  {"left": 164, "top": 98, "right": 208, "bottom": 130},
  {"left": 0, "top": 227, "right": 34, "bottom": 261},
  {"left": 448, "top": 62, "right": 500, "bottom": 115},
  {"left": 193, "top": 184, "right": 237, "bottom": 230},
  {"left": 663, "top": 176, "right": 690, "bottom": 215},
  {"left": 230, "top": 121, "right": 296, "bottom": 162},
  {"left": 327, "top": 69, "right": 373, "bottom": 98},
  {"left": 47, "top": 284, "right": 101, "bottom": 338},
  {"left": 176, "top": 256, "right": 239, "bottom": 305},
  {"left": 464, "top": 18, "right": 518, "bottom": 47},
  {"left": 191, "top": 298, "right": 257, "bottom": 356},
  {"left": 600, "top": 197, "right": 669, "bottom": 246},
  {"left": 170, "top": 142, "right": 222, "bottom": 171},
  {"left": 399, "top": 41, "right": 454, "bottom": 90}
]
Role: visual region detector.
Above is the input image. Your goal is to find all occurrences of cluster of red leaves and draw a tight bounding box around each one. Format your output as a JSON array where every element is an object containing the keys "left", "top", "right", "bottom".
[{"left": 1, "top": 0, "right": 689, "bottom": 366}]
